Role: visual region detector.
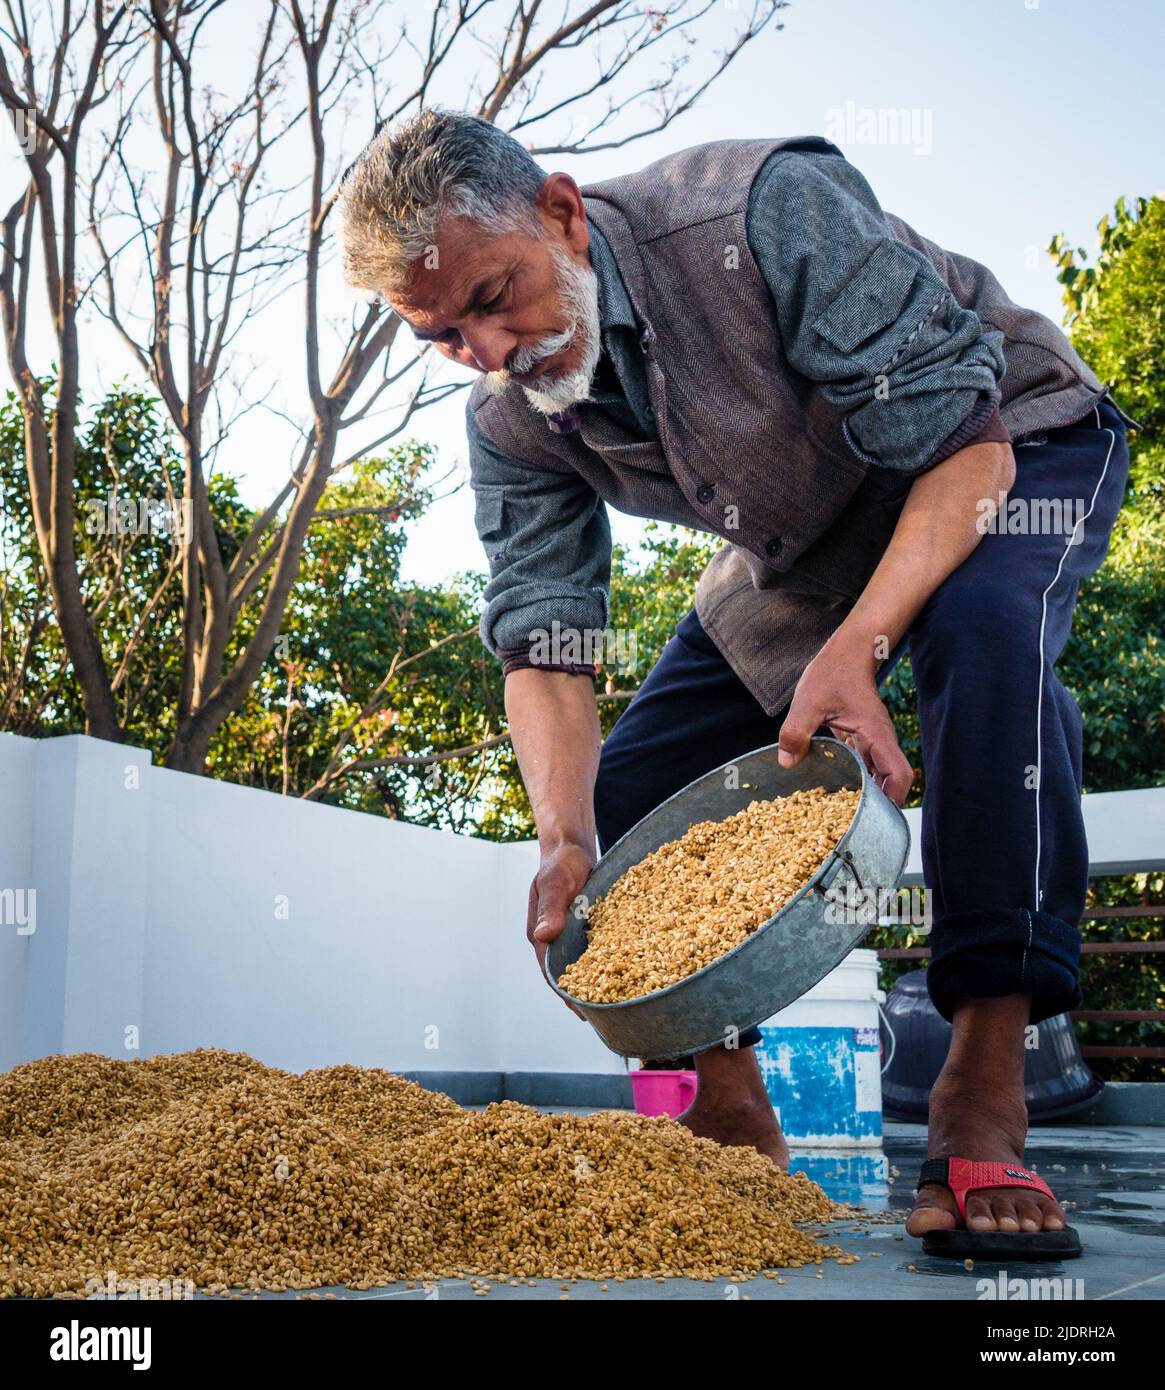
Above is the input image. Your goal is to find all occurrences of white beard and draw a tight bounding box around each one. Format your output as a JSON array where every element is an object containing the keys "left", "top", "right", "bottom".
[{"left": 484, "top": 244, "right": 601, "bottom": 416}]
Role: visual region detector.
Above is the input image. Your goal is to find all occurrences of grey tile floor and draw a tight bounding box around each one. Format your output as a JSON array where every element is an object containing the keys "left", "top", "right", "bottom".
[{"left": 201, "top": 1119, "right": 1165, "bottom": 1302}]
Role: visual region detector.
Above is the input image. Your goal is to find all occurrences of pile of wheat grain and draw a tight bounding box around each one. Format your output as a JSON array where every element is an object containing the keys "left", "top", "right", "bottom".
[
  {"left": 0, "top": 1050, "right": 845, "bottom": 1297},
  {"left": 558, "top": 787, "right": 861, "bottom": 1003}
]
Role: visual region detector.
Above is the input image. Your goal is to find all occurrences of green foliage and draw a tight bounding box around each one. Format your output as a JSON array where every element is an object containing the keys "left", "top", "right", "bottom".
[
  {"left": 205, "top": 446, "right": 457, "bottom": 808},
  {"left": 0, "top": 381, "right": 222, "bottom": 744},
  {"left": 1050, "top": 196, "right": 1165, "bottom": 450},
  {"left": 1051, "top": 194, "right": 1165, "bottom": 528},
  {"left": 1061, "top": 501, "right": 1165, "bottom": 790},
  {"left": 0, "top": 382, "right": 719, "bottom": 837},
  {"left": 1040, "top": 197, "right": 1165, "bottom": 792},
  {"left": 0, "top": 387, "right": 514, "bottom": 832}
]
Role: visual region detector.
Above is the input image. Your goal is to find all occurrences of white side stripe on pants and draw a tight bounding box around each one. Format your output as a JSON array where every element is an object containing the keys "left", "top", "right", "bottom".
[{"left": 1033, "top": 404, "right": 1117, "bottom": 909}]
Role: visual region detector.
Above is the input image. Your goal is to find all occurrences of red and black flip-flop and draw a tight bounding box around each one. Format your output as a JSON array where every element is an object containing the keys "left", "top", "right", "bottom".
[{"left": 916, "top": 1157, "right": 1082, "bottom": 1260}]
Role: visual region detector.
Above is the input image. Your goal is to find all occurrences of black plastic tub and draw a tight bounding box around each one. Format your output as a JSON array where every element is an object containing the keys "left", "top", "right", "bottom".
[{"left": 879, "top": 968, "right": 1104, "bottom": 1122}]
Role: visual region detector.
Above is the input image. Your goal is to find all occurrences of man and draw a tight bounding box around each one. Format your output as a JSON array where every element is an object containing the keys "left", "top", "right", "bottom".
[{"left": 339, "top": 110, "right": 1134, "bottom": 1257}]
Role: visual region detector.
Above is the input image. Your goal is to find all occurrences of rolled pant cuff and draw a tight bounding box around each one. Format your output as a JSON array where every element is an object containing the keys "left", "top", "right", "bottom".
[{"left": 926, "top": 909, "right": 1082, "bottom": 1026}]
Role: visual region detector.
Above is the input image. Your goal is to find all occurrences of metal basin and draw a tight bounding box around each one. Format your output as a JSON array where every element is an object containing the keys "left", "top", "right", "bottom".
[{"left": 546, "top": 737, "right": 910, "bottom": 1061}]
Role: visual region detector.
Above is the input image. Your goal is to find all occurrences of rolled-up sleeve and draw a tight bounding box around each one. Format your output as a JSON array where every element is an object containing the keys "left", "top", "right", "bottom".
[
  {"left": 469, "top": 404, "right": 612, "bottom": 661},
  {"left": 747, "top": 150, "right": 1006, "bottom": 473}
]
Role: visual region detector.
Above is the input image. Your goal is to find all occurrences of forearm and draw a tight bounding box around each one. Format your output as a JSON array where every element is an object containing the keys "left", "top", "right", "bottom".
[
  {"left": 504, "top": 667, "right": 602, "bottom": 853},
  {"left": 833, "top": 439, "right": 1016, "bottom": 668}
]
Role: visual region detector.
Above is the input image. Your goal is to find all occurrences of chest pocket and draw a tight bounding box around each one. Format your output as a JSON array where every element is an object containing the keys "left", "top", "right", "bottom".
[
  {"left": 473, "top": 492, "right": 508, "bottom": 568},
  {"left": 474, "top": 491, "right": 505, "bottom": 536},
  {"left": 594, "top": 438, "right": 672, "bottom": 476},
  {"left": 811, "top": 239, "right": 922, "bottom": 361}
]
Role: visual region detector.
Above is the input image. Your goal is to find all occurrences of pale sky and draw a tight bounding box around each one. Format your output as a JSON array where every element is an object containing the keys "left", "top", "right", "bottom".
[{"left": 4, "top": 0, "right": 1162, "bottom": 587}]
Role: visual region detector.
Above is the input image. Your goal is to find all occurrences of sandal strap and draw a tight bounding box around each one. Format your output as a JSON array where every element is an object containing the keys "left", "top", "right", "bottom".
[{"left": 917, "top": 1156, "right": 1055, "bottom": 1223}]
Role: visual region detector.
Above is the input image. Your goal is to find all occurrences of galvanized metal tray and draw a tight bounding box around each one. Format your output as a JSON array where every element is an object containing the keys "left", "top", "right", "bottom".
[{"left": 546, "top": 736, "right": 910, "bottom": 1061}]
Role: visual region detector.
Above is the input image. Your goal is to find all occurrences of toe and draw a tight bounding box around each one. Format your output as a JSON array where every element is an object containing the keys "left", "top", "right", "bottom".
[
  {"left": 965, "top": 1193, "right": 1000, "bottom": 1231},
  {"left": 987, "top": 1195, "right": 1021, "bottom": 1231},
  {"left": 1039, "top": 1195, "right": 1066, "bottom": 1232},
  {"left": 961, "top": 1188, "right": 1070, "bottom": 1234},
  {"left": 907, "top": 1174, "right": 1073, "bottom": 1240},
  {"left": 905, "top": 1186, "right": 957, "bottom": 1237},
  {"left": 1014, "top": 1195, "right": 1044, "bottom": 1232}
]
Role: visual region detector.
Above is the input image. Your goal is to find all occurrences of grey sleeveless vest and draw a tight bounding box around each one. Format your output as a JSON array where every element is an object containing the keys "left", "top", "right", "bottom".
[{"left": 469, "top": 138, "right": 1107, "bottom": 714}]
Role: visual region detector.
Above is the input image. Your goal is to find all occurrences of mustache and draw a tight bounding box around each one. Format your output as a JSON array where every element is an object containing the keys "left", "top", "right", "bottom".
[
  {"left": 505, "top": 324, "right": 576, "bottom": 378},
  {"left": 484, "top": 244, "right": 599, "bottom": 411}
]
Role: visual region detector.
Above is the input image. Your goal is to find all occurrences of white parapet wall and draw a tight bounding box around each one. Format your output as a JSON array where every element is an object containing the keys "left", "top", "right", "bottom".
[
  {"left": 0, "top": 732, "right": 621, "bottom": 1079},
  {"left": 1, "top": 732, "right": 1162, "bottom": 1080},
  {"left": 898, "top": 785, "right": 1165, "bottom": 882}
]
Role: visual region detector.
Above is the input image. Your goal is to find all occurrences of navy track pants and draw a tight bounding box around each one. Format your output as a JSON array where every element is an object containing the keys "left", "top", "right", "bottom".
[{"left": 594, "top": 398, "right": 1129, "bottom": 1048}]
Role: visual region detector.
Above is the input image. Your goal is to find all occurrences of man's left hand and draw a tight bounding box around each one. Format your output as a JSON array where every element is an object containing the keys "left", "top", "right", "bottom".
[{"left": 777, "top": 636, "right": 914, "bottom": 805}]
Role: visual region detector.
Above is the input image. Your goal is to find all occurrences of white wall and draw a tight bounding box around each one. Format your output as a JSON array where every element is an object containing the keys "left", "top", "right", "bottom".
[
  {"left": 0, "top": 734, "right": 35, "bottom": 1070},
  {"left": 898, "top": 785, "right": 1165, "bottom": 882},
  {"left": 0, "top": 732, "right": 624, "bottom": 1077},
  {"left": 2, "top": 731, "right": 1162, "bottom": 1077}
]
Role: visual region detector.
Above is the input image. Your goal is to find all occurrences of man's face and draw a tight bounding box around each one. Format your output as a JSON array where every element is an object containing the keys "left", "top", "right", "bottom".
[{"left": 387, "top": 174, "right": 600, "bottom": 412}]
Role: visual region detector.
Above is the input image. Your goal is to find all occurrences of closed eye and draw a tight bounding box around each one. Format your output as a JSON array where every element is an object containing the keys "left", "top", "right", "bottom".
[
  {"left": 407, "top": 272, "right": 513, "bottom": 344},
  {"left": 409, "top": 326, "right": 456, "bottom": 346},
  {"left": 480, "top": 286, "right": 508, "bottom": 314}
]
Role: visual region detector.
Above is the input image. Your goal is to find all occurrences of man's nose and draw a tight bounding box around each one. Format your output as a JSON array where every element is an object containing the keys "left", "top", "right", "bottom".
[{"left": 458, "top": 324, "right": 516, "bottom": 374}]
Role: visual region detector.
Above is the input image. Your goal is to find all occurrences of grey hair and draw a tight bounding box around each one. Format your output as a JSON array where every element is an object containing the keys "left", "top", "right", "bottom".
[{"left": 338, "top": 109, "right": 548, "bottom": 293}]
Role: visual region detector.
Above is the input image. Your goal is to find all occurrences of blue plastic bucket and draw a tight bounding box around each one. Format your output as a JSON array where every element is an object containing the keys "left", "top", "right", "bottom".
[{"left": 756, "top": 949, "right": 885, "bottom": 1147}]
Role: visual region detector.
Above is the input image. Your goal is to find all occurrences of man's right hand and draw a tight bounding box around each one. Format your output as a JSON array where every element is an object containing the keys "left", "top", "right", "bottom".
[
  {"left": 527, "top": 841, "right": 595, "bottom": 1019},
  {"left": 503, "top": 666, "right": 603, "bottom": 1021}
]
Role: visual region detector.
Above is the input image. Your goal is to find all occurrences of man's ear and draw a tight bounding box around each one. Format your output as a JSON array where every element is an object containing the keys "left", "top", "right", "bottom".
[{"left": 536, "top": 172, "right": 589, "bottom": 253}]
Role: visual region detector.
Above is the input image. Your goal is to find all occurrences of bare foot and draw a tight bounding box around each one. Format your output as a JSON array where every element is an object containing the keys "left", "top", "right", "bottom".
[
  {"left": 678, "top": 1094, "right": 790, "bottom": 1169},
  {"left": 676, "top": 1044, "right": 789, "bottom": 1168},
  {"left": 906, "top": 996, "right": 1069, "bottom": 1238}
]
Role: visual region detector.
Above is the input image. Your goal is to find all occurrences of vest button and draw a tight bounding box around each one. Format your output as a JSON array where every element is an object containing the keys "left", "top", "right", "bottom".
[
  {"left": 696, "top": 483, "right": 715, "bottom": 504},
  {"left": 765, "top": 536, "right": 783, "bottom": 557}
]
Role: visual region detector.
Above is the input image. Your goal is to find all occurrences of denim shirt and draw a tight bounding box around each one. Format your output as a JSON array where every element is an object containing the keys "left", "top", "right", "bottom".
[{"left": 468, "top": 147, "right": 1006, "bottom": 658}]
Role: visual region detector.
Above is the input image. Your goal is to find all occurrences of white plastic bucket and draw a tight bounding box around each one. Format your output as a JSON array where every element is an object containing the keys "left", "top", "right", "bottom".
[{"left": 755, "top": 948, "right": 885, "bottom": 1147}]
